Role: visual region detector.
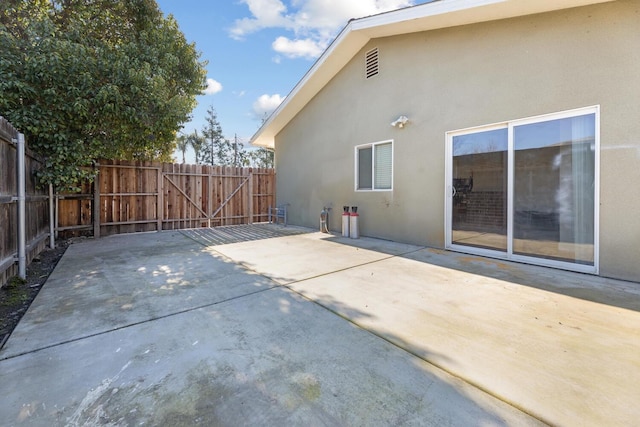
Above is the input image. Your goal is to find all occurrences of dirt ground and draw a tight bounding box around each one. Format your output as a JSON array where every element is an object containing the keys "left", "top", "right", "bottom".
[{"left": 0, "top": 240, "right": 69, "bottom": 349}]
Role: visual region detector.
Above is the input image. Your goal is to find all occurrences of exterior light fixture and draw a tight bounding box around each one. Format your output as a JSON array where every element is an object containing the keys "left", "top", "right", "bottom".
[{"left": 391, "top": 115, "right": 409, "bottom": 128}]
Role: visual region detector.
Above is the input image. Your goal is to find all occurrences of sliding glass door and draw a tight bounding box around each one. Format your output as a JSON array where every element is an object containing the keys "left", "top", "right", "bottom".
[
  {"left": 446, "top": 107, "right": 598, "bottom": 273},
  {"left": 512, "top": 114, "right": 596, "bottom": 265},
  {"left": 451, "top": 128, "right": 508, "bottom": 252}
]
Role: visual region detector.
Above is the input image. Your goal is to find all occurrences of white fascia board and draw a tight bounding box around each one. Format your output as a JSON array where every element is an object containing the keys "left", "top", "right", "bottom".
[
  {"left": 353, "top": 0, "right": 615, "bottom": 36},
  {"left": 250, "top": 0, "right": 616, "bottom": 149}
]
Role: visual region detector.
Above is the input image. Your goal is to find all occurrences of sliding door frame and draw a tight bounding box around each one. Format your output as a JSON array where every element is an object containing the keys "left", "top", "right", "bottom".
[{"left": 445, "top": 106, "right": 600, "bottom": 274}]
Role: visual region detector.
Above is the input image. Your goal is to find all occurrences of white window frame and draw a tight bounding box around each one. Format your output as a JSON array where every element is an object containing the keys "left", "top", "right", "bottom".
[
  {"left": 355, "top": 140, "right": 393, "bottom": 191},
  {"left": 444, "top": 105, "right": 600, "bottom": 274}
]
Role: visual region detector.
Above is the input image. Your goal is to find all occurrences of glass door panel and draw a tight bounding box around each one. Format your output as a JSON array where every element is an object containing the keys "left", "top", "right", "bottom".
[
  {"left": 451, "top": 128, "right": 508, "bottom": 252},
  {"left": 513, "top": 114, "right": 596, "bottom": 265}
]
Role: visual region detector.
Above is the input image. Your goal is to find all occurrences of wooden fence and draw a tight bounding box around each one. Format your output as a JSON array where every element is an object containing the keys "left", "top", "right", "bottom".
[
  {"left": 0, "top": 117, "right": 50, "bottom": 288},
  {"left": 57, "top": 160, "right": 276, "bottom": 237},
  {"left": 0, "top": 117, "right": 276, "bottom": 288}
]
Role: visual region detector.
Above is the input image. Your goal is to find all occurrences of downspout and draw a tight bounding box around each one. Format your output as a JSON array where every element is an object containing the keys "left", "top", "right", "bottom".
[{"left": 16, "top": 133, "right": 26, "bottom": 279}]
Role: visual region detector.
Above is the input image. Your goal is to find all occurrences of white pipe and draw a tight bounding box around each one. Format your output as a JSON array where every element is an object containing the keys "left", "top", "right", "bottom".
[
  {"left": 49, "top": 183, "right": 55, "bottom": 248},
  {"left": 17, "top": 133, "right": 26, "bottom": 279}
]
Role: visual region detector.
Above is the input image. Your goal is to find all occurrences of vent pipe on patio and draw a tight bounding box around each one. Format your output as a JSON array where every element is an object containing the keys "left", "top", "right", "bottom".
[
  {"left": 320, "top": 207, "right": 330, "bottom": 233},
  {"left": 342, "top": 206, "right": 350, "bottom": 237},
  {"left": 349, "top": 206, "right": 359, "bottom": 239}
]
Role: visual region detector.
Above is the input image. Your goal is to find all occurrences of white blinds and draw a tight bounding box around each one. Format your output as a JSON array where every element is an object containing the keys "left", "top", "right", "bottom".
[{"left": 374, "top": 142, "right": 392, "bottom": 189}]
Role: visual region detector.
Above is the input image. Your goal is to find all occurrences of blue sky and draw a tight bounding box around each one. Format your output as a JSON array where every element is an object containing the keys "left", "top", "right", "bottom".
[{"left": 154, "top": 0, "right": 428, "bottom": 162}]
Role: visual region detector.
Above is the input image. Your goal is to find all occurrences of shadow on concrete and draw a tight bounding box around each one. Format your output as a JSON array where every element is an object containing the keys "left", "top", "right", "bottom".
[
  {"left": 0, "top": 229, "right": 540, "bottom": 426},
  {"left": 404, "top": 247, "right": 640, "bottom": 313},
  {"left": 0, "top": 290, "right": 530, "bottom": 426},
  {"left": 322, "top": 233, "right": 640, "bottom": 313},
  {"left": 180, "top": 223, "right": 312, "bottom": 246},
  {"left": 0, "top": 230, "right": 278, "bottom": 359}
]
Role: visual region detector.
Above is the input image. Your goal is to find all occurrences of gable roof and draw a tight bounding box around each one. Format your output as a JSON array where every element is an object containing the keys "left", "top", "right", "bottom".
[{"left": 250, "top": 0, "right": 615, "bottom": 148}]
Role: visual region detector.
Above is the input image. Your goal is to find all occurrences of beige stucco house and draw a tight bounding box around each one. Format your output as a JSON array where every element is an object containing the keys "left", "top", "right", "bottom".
[{"left": 251, "top": 0, "right": 640, "bottom": 283}]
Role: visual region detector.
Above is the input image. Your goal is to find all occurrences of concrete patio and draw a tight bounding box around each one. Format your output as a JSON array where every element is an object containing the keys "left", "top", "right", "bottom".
[{"left": 1, "top": 224, "right": 639, "bottom": 426}]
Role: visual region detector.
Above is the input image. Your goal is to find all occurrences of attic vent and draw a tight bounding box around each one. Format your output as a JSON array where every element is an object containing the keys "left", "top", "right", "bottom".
[{"left": 365, "top": 48, "right": 379, "bottom": 79}]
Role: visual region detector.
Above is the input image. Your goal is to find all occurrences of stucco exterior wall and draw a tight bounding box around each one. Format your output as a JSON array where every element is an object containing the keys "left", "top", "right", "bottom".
[{"left": 274, "top": 0, "right": 640, "bottom": 282}]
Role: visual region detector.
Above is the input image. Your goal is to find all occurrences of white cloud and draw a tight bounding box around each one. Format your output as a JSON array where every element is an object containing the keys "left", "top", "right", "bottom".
[
  {"left": 230, "top": 0, "right": 293, "bottom": 40},
  {"left": 272, "top": 36, "right": 325, "bottom": 59},
  {"left": 231, "top": 0, "right": 417, "bottom": 59},
  {"left": 204, "top": 78, "right": 223, "bottom": 95},
  {"left": 291, "top": 1, "right": 412, "bottom": 33},
  {"left": 252, "top": 94, "right": 285, "bottom": 120}
]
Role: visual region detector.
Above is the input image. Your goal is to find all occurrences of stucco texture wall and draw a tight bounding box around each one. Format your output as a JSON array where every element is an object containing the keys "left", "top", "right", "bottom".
[{"left": 274, "top": 0, "right": 640, "bottom": 282}]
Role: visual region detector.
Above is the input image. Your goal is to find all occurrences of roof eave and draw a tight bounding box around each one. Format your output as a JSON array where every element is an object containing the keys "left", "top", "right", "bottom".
[
  {"left": 250, "top": 0, "right": 616, "bottom": 149},
  {"left": 250, "top": 22, "right": 368, "bottom": 148}
]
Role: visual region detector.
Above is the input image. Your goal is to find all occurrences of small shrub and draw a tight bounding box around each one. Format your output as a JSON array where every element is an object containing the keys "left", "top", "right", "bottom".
[{"left": 6, "top": 276, "right": 27, "bottom": 289}]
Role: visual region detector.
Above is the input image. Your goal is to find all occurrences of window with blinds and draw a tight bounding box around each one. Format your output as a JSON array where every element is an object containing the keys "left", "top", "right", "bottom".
[{"left": 356, "top": 140, "right": 393, "bottom": 191}]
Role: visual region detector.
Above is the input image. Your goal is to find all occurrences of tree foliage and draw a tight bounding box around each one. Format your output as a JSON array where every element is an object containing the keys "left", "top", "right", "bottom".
[
  {"left": 248, "top": 148, "right": 274, "bottom": 168},
  {"left": 200, "top": 106, "right": 252, "bottom": 167},
  {"left": 175, "top": 106, "right": 274, "bottom": 168},
  {"left": 0, "top": 0, "right": 207, "bottom": 190},
  {"left": 230, "top": 135, "right": 249, "bottom": 168},
  {"left": 201, "top": 106, "right": 230, "bottom": 166},
  {"left": 172, "top": 128, "right": 213, "bottom": 165},
  {"left": 187, "top": 130, "right": 206, "bottom": 164},
  {"left": 175, "top": 134, "right": 189, "bottom": 164},
  {"left": 249, "top": 112, "right": 274, "bottom": 168}
]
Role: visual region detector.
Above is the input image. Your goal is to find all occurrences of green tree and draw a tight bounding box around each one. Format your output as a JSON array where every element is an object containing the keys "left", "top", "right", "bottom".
[
  {"left": 176, "top": 134, "right": 189, "bottom": 164},
  {"left": 200, "top": 107, "right": 249, "bottom": 166},
  {"left": 187, "top": 130, "right": 206, "bottom": 164},
  {"left": 230, "top": 134, "right": 250, "bottom": 167},
  {"left": 201, "top": 106, "right": 230, "bottom": 166},
  {"left": 249, "top": 148, "right": 274, "bottom": 168},
  {"left": 0, "top": 0, "right": 207, "bottom": 190},
  {"left": 248, "top": 112, "right": 274, "bottom": 168}
]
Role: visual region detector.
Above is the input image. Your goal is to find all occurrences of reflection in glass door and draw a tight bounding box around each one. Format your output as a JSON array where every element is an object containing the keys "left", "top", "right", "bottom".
[
  {"left": 447, "top": 107, "right": 598, "bottom": 272},
  {"left": 513, "top": 114, "right": 596, "bottom": 265},
  {"left": 451, "top": 128, "right": 508, "bottom": 252}
]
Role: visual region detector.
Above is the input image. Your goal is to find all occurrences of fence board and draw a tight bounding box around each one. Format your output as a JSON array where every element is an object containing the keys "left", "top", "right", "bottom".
[{"left": 55, "top": 160, "right": 275, "bottom": 238}]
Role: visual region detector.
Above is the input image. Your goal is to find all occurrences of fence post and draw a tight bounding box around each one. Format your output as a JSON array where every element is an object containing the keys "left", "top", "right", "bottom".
[
  {"left": 16, "top": 133, "right": 26, "bottom": 279},
  {"left": 55, "top": 194, "right": 59, "bottom": 238},
  {"left": 247, "top": 170, "right": 253, "bottom": 225},
  {"left": 207, "top": 170, "right": 212, "bottom": 228},
  {"left": 157, "top": 166, "right": 163, "bottom": 231},
  {"left": 49, "top": 184, "right": 55, "bottom": 248},
  {"left": 93, "top": 163, "right": 101, "bottom": 238}
]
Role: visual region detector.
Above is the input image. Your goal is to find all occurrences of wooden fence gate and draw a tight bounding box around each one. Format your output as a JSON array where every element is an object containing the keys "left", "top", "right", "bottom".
[{"left": 57, "top": 160, "right": 276, "bottom": 237}]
